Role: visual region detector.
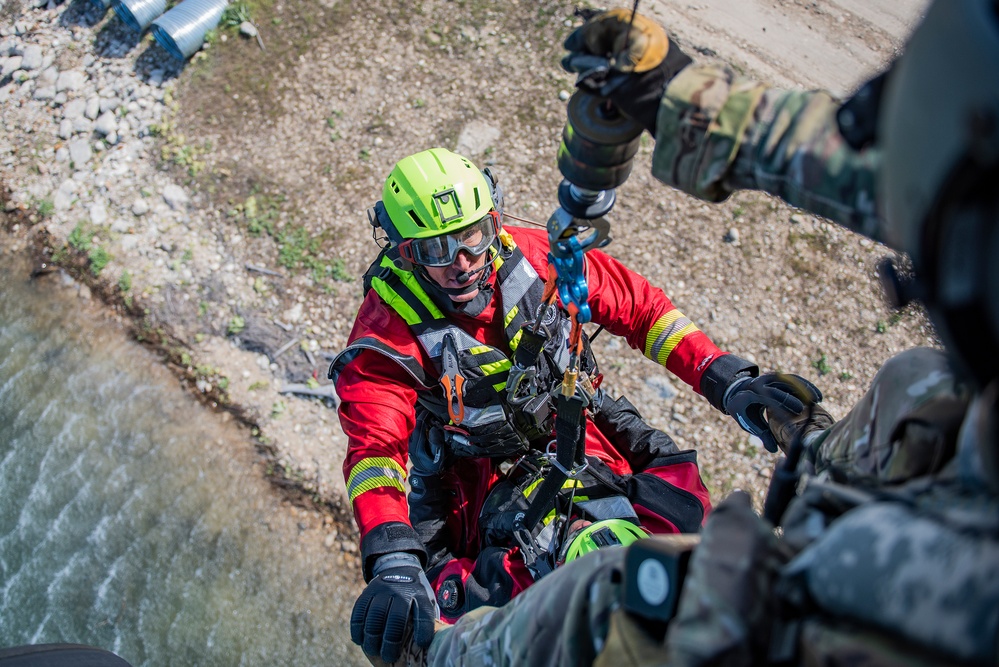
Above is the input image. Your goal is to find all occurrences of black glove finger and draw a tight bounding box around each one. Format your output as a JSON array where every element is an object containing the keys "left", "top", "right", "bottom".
[
  {"left": 379, "top": 598, "right": 410, "bottom": 663},
  {"left": 759, "top": 430, "right": 780, "bottom": 454},
  {"left": 361, "top": 594, "right": 392, "bottom": 659},
  {"left": 769, "top": 374, "right": 823, "bottom": 403},
  {"left": 562, "top": 24, "right": 590, "bottom": 52},
  {"left": 758, "top": 385, "right": 806, "bottom": 415},
  {"left": 561, "top": 52, "right": 611, "bottom": 75},
  {"left": 349, "top": 591, "right": 373, "bottom": 646},
  {"left": 411, "top": 597, "right": 437, "bottom": 649}
]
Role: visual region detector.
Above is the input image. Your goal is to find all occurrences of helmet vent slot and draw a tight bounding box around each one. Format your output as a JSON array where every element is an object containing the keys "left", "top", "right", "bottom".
[
  {"left": 473, "top": 187, "right": 481, "bottom": 210},
  {"left": 407, "top": 210, "right": 426, "bottom": 228}
]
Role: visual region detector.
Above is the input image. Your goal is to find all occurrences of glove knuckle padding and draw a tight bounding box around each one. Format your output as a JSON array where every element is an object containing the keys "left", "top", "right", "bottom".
[{"left": 565, "top": 9, "right": 669, "bottom": 73}]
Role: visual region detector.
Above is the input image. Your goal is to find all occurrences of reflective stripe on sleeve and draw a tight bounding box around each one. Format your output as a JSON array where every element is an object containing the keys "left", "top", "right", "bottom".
[
  {"left": 347, "top": 457, "right": 407, "bottom": 503},
  {"left": 645, "top": 310, "right": 700, "bottom": 367}
]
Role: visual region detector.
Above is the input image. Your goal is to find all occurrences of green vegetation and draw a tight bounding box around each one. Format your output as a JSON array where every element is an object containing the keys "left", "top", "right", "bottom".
[
  {"left": 249, "top": 380, "right": 269, "bottom": 391},
  {"left": 88, "top": 247, "right": 109, "bottom": 275},
  {"left": 812, "top": 352, "right": 832, "bottom": 376},
  {"left": 227, "top": 315, "right": 246, "bottom": 335},
  {"left": 118, "top": 270, "right": 132, "bottom": 293},
  {"left": 68, "top": 223, "right": 92, "bottom": 251},
  {"left": 222, "top": 0, "right": 251, "bottom": 27},
  {"left": 36, "top": 198, "right": 54, "bottom": 218}
]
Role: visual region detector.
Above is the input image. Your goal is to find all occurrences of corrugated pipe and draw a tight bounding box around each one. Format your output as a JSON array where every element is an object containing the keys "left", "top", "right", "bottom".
[
  {"left": 152, "top": 0, "right": 229, "bottom": 61},
  {"left": 114, "top": 0, "right": 166, "bottom": 32}
]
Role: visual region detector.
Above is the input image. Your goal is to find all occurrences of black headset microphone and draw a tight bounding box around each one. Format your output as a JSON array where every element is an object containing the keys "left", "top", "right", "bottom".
[{"left": 456, "top": 263, "right": 491, "bottom": 284}]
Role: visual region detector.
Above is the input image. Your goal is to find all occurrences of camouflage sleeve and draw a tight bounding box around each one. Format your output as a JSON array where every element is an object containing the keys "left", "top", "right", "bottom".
[{"left": 651, "top": 63, "right": 885, "bottom": 244}]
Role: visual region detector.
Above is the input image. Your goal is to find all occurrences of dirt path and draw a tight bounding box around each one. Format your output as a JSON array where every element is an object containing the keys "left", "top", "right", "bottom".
[{"left": 646, "top": 0, "right": 929, "bottom": 94}]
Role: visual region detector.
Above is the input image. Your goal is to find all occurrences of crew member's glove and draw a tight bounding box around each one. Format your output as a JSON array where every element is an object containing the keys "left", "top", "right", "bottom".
[
  {"left": 724, "top": 373, "right": 834, "bottom": 454},
  {"left": 561, "top": 8, "right": 692, "bottom": 134},
  {"left": 350, "top": 551, "right": 440, "bottom": 663}
]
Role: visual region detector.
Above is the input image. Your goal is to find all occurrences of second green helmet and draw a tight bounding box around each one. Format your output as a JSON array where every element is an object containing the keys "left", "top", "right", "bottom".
[{"left": 381, "top": 148, "right": 496, "bottom": 242}]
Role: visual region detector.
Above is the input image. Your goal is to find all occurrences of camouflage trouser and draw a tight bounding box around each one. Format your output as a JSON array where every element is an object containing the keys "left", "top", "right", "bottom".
[
  {"left": 806, "top": 347, "right": 965, "bottom": 483},
  {"left": 408, "top": 347, "right": 967, "bottom": 667}
]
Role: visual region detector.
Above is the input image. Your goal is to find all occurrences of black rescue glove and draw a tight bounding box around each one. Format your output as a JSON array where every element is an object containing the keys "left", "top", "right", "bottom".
[
  {"left": 724, "top": 373, "right": 834, "bottom": 454},
  {"left": 561, "top": 8, "right": 693, "bottom": 134},
  {"left": 350, "top": 551, "right": 440, "bottom": 663}
]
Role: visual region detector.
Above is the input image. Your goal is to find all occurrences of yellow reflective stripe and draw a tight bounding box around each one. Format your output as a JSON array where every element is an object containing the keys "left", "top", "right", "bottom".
[
  {"left": 391, "top": 259, "right": 445, "bottom": 320},
  {"left": 644, "top": 310, "right": 684, "bottom": 358},
  {"left": 370, "top": 257, "right": 444, "bottom": 326},
  {"left": 493, "top": 380, "right": 507, "bottom": 393},
  {"left": 504, "top": 305, "right": 520, "bottom": 329},
  {"left": 655, "top": 322, "right": 700, "bottom": 366},
  {"left": 510, "top": 329, "right": 523, "bottom": 351},
  {"left": 480, "top": 358, "right": 512, "bottom": 376},
  {"left": 543, "top": 494, "right": 591, "bottom": 525},
  {"left": 469, "top": 346, "right": 491, "bottom": 355},
  {"left": 347, "top": 457, "right": 406, "bottom": 502},
  {"left": 522, "top": 477, "right": 583, "bottom": 498}
]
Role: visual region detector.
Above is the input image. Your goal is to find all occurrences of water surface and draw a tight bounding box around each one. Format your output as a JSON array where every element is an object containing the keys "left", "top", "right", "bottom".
[{"left": 0, "top": 260, "right": 364, "bottom": 666}]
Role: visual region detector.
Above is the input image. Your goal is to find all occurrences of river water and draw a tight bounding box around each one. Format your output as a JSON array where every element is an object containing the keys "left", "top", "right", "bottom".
[{"left": 0, "top": 259, "right": 365, "bottom": 666}]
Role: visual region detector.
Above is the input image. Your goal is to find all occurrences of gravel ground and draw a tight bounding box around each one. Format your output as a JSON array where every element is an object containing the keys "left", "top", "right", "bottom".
[{"left": 1, "top": 0, "right": 935, "bottom": 539}]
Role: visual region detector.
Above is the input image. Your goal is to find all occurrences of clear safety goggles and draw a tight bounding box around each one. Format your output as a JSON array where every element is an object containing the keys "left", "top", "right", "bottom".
[{"left": 398, "top": 211, "right": 500, "bottom": 267}]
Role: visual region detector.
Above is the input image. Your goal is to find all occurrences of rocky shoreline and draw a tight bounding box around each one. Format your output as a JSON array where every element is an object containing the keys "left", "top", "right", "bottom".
[
  {"left": 2, "top": 0, "right": 936, "bottom": 556},
  {"left": 1, "top": 0, "right": 359, "bottom": 539}
]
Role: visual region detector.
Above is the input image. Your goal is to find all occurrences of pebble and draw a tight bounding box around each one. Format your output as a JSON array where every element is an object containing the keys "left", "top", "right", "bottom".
[
  {"left": 20, "top": 44, "right": 42, "bottom": 70},
  {"left": 67, "top": 138, "right": 92, "bottom": 166},
  {"left": 85, "top": 95, "right": 100, "bottom": 119},
  {"left": 55, "top": 69, "right": 85, "bottom": 92},
  {"left": 1, "top": 56, "right": 22, "bottom": 78},
  {"left": 89, "top": 201, "right": 108, "bottom": 225},
  {"left": 63, "top": 97, "right": 86, "bottom": 119},
  {"left": 162, "top": 184, "right": 190, "bottom": 210},
  {"left": 94, "top": 110, "right": 116, "bottom": 136},
  {"left": 132, "top": 198, "right": 150, "bottom": 216}
]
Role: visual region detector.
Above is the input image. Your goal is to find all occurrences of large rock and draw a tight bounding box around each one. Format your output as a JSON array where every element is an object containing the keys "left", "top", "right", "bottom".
[
  {"left": 1, "top": 56, "right": 22, "bottom": 78},
  {"left": 94, "top": 111, "right": 117, "bottom": 136},
  {"left": 85, "top": 95, "right": 100, "bottom": 120},
  {"left": 67, "top": 138, "right": 92, "bottom": 167},
  {"left": 20, "top": 44, "right": 42, "bottom": 70},
  {"left": 54, "top": 179, "right": 77, "bottom": 211},
  {"left": 63, "top": 97, "right": 87, "bottom": 120},
  {"left": 455, "top": 120, "right": 501, "bottom": 158},
  {"left": 55, "top": 69, "right": 85, "bottom": 92},
  {"left": 162, "top": 184, "right": 189, "bottom": 210}
]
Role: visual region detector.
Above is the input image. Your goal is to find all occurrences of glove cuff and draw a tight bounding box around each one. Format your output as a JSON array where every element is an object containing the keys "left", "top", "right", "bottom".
[
  {"left": 372, "top": 551, "right": 423, "bottom": 576},
  {"left": 360, "top": 521, "right": 428, "bottom": 582},
  {"left": 700, "top": 354, "right": 759, "bottom": 413}
]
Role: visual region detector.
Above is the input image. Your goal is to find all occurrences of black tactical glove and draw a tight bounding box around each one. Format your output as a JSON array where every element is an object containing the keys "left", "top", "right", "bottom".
[
  {"left": 725, "top": 373, "right": 834, "bottom": 454},
  {"left": 350, "top": 551, "right": 440, "bottom": 663},
  {"left": 562, "top": 8, "right": 692, "bottom": 134}
]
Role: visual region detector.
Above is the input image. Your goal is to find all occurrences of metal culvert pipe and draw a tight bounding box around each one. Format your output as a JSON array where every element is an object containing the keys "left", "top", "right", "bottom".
[
  {"left": 151, "top": 0, "right": 229, "bottom": 61},
  {"left": 114, "top": 0, "right": 166, "bottom": 32}
]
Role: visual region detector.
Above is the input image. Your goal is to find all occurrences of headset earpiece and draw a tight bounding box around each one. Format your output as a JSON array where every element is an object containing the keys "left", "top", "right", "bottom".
[{"left": 482, "top": 168, "right": 504, "bottom": 217}]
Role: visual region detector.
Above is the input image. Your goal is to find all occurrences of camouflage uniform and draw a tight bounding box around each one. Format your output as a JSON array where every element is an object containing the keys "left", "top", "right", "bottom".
[{"left": 391, "top": 65, "right": 999, "bottom": 667}]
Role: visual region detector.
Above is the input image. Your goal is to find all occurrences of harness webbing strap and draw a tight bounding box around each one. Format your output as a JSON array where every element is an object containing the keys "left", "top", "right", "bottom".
[{"left": 522, "top": 393, "right": 588, "bottom": 531}]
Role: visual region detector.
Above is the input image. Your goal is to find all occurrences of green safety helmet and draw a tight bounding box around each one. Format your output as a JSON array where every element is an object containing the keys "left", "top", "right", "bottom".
[
  {"left": 560, "top": 519, "right": 648, "bottom": 565},
  {"left": 373, "top": 148, "right": 500, "bottom": 245}
]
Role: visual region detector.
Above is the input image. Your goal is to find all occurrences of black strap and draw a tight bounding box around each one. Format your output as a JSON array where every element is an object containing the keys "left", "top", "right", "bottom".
[{"left": 519, "top": 393, "right": 588, "bottom": 534}]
